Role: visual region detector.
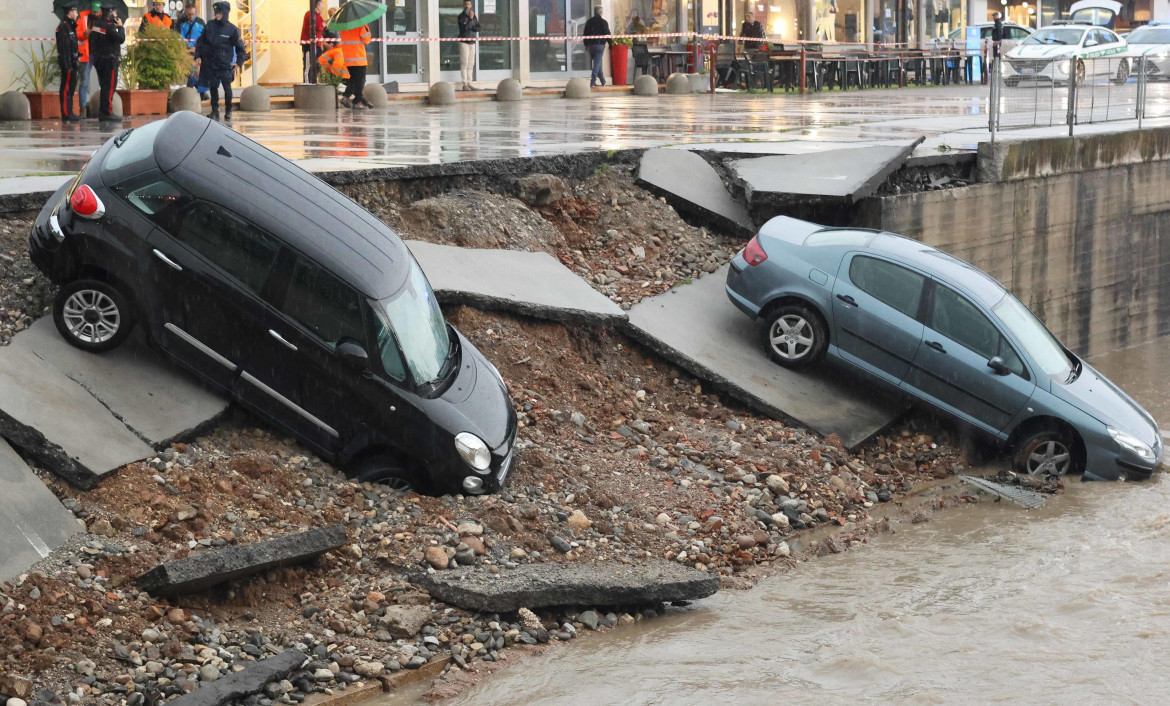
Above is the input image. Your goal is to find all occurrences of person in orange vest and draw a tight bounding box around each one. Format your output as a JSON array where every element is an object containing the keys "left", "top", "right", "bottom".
[
  {"left": 338, "top": 24, "right": 373, "bottom": 109},
  {"left": 317, "top": 39, "right": 350, "bottom": 81},
  {"left": 141, "top": 0, "right": 173, "bottom": 31},
  {"left": 76, "top": 2, "right": 93, "bottom": 117}
]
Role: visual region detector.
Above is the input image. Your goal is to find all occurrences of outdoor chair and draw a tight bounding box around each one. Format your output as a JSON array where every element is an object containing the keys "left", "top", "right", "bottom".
[
  {"left": 713, "top": 42, "right": 739, "bottom": 88},
  {"left": 741, "top": 50, "right": 772, "bottom": 91},
  {"left": 631, "top": 42, "right": 654, "bottom": 79}
]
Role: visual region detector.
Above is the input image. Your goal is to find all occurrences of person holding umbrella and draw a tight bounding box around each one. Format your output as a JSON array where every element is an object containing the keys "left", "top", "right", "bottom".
[
  {"left": 87, "top": 1, "right": 124, "bottom": 122},
  {"left": 195, "top": 1, "right": 246, "bottom": 121},
  {"left": 55, "top": 1, "right": 82, "bottom": 122},
  {"left": 328, "top": 1, "right": 387, "bottom": 108}
]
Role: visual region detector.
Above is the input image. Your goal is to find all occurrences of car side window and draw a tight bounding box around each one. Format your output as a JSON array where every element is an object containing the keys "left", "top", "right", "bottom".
[
  {"left": 1010, "top": 27, "right": 1030, "bottom": 40},
  {"left": 280, "top": 257, "right": 365, "bottom": 348},
  {"left": 371, "top": 310, "right": 408, "bottom": 383},
  {"left": 930, "top": 285, "right": 1000, "bottom": 360},
  {"left": 848, "top": 255, "right": 925, "bottom": 319},
  {"left": 118, "top": 178, "right": 190, "bottom": 218},
  {"left": 174, "top": 203, "right": 279, "bottom": 294}
]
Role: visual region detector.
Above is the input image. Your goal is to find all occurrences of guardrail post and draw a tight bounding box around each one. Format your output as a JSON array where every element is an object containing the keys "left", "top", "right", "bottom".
[
  {"left": 799, "top": 44, "right": 806, "bottom": 94},
  {"left": 1067, "top": 69, "right": 1077, "bottom": 137},
  {"left": 1138, "top": 58, "right": 1146, "bottom": 128},
  {"left": 989, "top": 57, "right": 998, "bottom": 141}
]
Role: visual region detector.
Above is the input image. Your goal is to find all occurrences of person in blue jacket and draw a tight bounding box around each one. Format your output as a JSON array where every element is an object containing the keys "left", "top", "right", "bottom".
[{"left": 176, "top": 1, "right": 208, "bottom": 100}]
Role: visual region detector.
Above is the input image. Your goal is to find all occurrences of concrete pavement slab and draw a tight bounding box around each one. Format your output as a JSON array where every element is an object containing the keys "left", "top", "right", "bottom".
[
  {"left": 0, "top": 438, "right": 82, "bottom": 581},
  {"left": 0, "top": 342, "right": 154, "bottom": 489},
  {"left": 626, "top": 266, "right": 905, "bottom": 449},
  {"left": 12, "top": 319, "right": 229, "bottom": 448},
  {"left": 728, "top": 139, "right": 923, "bottom": 203},
  {"left": 636, "top": 148, "right": 753, "bottom": 236},
  {"left": 407, "top": 241, "right": 627, "bottom": 325}
]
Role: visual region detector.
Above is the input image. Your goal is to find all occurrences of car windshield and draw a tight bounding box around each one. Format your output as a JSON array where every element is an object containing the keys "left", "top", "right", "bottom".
[
  {"left": 991, "top": 294, "right": 1072, "bottom": 379},
  {"left": 373, "top": 260, "right": 452, "bottom": 386},
  {"left": 1127, "top": 27, "right": 1170, "bottom": 44},
  {"left": 1023, "top": 28, "right": 1084, "bottom": 45}
]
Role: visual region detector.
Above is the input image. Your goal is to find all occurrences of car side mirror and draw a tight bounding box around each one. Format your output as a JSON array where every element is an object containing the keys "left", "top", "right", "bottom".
[
  {"left": 337, "top": 340, "right": 369, "bottom": 372},
  {"left": 987, "top": 356, "right": 1010, "bottom": 375}
]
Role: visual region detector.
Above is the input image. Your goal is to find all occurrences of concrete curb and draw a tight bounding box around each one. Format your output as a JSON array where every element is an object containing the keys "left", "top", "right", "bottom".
[{"left": 300, "top": 682, "right": 384, "bottom": 706}]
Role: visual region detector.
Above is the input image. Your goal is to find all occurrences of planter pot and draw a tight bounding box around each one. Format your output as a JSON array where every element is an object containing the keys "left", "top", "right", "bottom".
[
  {"left": 24, "top": 92, "right": 78, "bottom": 120},
  {"left": 611, "top": 44, "right": 630, "bottom": 86},
  {"left": 117, "top": 89, "right": 168, "bottom": 115}
]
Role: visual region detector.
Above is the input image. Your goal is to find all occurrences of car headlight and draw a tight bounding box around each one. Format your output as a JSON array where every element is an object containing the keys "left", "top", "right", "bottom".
[
  {"left": 455, "top": 432, "right": 492, "bottom": 472},
  {"left": 1058, "top": 60, "right": 1070, "bottom": 73},
  {"left": 1108, "top": 427, "right": 1156, "bottom": 461}
]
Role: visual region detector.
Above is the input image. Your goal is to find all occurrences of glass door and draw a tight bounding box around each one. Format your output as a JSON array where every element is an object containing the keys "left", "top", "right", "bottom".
[
  {"left": 529, "top": 0, "right": 590, "bottom": 77},
  {"left": 440, "top": 0, "right": 515, "bottom": 83},
  {"left": 374, "top": 0, "right": 423, "bottom": 83}
]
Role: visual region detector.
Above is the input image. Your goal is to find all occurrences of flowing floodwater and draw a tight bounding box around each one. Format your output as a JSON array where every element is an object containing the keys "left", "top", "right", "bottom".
[{"left": 385, "top": 337, "right": 1170, "bottom": 706}]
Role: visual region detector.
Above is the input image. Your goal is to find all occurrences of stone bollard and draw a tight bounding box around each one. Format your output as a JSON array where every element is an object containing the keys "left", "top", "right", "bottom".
[
  {"left": 239, "top": 85, "right": 271, "bottom": 112},
  {"left": 665, "top": 72, "right": 691, "bottom": 94},
  {"left": 293, "top": 83, "right": 336, "bottom": 111},
  {"left": 428, "top": 81, "right": 456, "bottom": 105},
  {"left": 87, "top": 90, "right": 123, "bottom": 117},
  {"left": 169, "top": 86, "right": 201, "bottom": 113},
  {"left": 564, "top": 77, "right": 591, "bottom": 99},
  {"left": 496, "top": 78, "right": 523, "bottom": 102},
  {"left": 633, "top": 74, "right": 659, "bottom": 96},
  {"left": 363, "top": 82, "right": 388, "bottom": 108},
  {"left": 0, "top": 91, "right": 31, "bottom": 120}
]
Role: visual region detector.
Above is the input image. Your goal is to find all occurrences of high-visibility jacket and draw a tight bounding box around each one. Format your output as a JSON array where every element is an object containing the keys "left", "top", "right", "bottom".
[
  {"left": 77, "top": 10, "right": 90, "bottom": 63},
  {"left": 339, "top": 25, "right": 371, "bottom": 67},
  {"left": 143, "top": 11, "right": 173, "bottom": 30},
  {"left": 318, "top": 46, "right": 350, "bottom": 79}
]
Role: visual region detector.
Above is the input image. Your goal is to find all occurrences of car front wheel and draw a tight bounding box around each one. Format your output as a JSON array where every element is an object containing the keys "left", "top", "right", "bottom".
[
  {"left": 352, "top": 454, "right": 422, "bottom": 493},
  {"left": 1012, "top": 429, "right": 1081, "bottom": 478},
  {"left": 1112, "top": 58, "right": 1129, "bottom": 85},
  {"left": 759, "top": 304, "right": 827, "bottom": 369},
  {"left": 52, "top": 279, "right": 135, "bottom": 353}
]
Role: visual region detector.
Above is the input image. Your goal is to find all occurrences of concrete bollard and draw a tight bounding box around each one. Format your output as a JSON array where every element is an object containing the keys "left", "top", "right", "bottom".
[
  {"left": 363, "top": 82, "right": 388, "bottom": 108},
  {"left": 633, "top": 74, "right": 659, "bottom": 96},
  {"left": 665, "top": 72, "right": 691, "bottom": 94},
  {"left": 239, "top": 85, "right": 271, "bottom": 112},
  {"left": 496, "top": 78, "right": 523, "bottom": 102},
  {"left": 293, "top": 83, "right": 336, "bottom": 111},
  {"left": 564, "top": 77, "right": 591, "bottom": 99},
  {"left": 87, "top": 90, "right": 123, "bottom": 117},
  {"left": 0, "top": 91, "right": 31, "bottom": 120},
  {"left": 169, "top": 86, "right": 201, "bottom": 114},
  {"left": 428, "top": 81, "right": 456, "bottom": 105}
]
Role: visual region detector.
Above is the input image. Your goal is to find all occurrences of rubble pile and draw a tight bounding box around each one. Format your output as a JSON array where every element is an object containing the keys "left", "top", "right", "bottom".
[{"left": 0, "top": 214, "right": 52, "bottom": 346}]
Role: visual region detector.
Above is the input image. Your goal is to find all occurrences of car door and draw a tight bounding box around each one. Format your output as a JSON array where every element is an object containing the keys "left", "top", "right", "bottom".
[
  {"left": 902, "top": 282, "right": 1035, "bottom": 435},
  {"left": 1005, "top": 26, "right": 1031, "bottom": 53},
  {"left": 144, "top": 200, "right": 280, "bottom": 390},
  {"left": 831, "top": 253, "right": 926, "bottom": 386}
]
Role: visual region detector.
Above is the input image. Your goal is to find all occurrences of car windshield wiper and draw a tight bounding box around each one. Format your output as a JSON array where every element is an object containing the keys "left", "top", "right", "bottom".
[
  {"left": 419, "top": 327, "right": 460, "bottom": 395},
  {"left": 112, "top": 128, "right": 134, "bottom": 148}
]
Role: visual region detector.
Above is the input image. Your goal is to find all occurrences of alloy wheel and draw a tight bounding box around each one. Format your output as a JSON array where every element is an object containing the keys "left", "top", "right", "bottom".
[
  {"left": 768, "top": 315, "right": 814, "bottom": 360},
  {"left": 1026, "top": 440, "right": 1072, "bottom": 476},
  {"left": 61, "top": 289, "right": 121, "bottom": 345}
]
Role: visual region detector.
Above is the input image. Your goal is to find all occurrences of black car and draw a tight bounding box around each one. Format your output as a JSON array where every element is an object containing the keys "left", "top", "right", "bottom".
[{"left": 29, "top": 112, "right": 516, "bottom": 495}]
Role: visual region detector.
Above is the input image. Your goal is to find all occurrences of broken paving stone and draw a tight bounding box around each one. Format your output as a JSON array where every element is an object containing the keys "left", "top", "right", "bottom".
[
  {"left": 378, "top": 605, "right": 432, "bottom": 639},
  {"left": 136, "top": 525, "right": 345, "bottom": 596},
  {"left": 151, "top": 649, "right": 307, "bottom": 706}
]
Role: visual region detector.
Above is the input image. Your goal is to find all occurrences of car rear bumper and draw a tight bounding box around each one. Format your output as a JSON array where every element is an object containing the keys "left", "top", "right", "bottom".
[
  {"left": 29, "top": 181, "right": 76, "bottom": 282},
  {"left": 725, "top": 253, "right": 761, "bottom": 318}
]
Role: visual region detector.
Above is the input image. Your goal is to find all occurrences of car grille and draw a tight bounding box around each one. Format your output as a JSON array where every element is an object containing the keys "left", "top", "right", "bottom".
[{"left": 1009, "top": 58, "right": 1053, "bottom": 72}]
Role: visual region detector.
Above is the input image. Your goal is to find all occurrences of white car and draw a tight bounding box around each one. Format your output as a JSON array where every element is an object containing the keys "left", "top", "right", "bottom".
[
  {"left": 1004, "top": 24, "right": 1129, "bottom": 86},
  {"left": 931, "top": 22, "right": 1034, "bottom": 55},
  {"left": 1123, "top": 24, "right": 1170, "bottom": 80}
]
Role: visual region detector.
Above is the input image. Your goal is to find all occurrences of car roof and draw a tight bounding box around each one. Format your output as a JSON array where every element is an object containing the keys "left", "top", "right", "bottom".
[{"left": 152, "top": 112, "right": 409, "bottom": 300}]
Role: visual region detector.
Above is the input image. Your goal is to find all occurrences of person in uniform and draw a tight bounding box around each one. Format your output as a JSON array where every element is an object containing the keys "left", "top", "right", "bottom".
[
  {"left": 55, "top": 1, "right": 82, "bottom": 122},
  {"left": 338, "top": 23, "right": 373, "bottom": 108},
  {"left": 195, "top": 1, "right": 246, "bottom": 121},
  {"left": 87, "top": 1, "right": 125, "bottom": 122}
]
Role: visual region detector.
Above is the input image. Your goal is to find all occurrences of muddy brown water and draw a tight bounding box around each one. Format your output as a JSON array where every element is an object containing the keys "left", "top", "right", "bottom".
[{"left": 376, "top": 337, "right": 1169, "bottom": 706}]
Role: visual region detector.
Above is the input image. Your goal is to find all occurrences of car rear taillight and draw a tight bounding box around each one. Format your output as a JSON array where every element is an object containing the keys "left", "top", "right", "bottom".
[
  {"left": 69, "top": 184, "right": 105, "bottom": 220},
  {"left": 743, "top": 236, "right": 768, "bottom": 266}
]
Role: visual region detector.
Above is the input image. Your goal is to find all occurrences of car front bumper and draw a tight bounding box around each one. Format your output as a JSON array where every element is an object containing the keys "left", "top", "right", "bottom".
[{"left": 1083, "top": 430, "right": 1163, "bottom": 481}]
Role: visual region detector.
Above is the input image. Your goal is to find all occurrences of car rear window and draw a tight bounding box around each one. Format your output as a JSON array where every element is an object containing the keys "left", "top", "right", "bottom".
[
  {"left": 804, "top": 230, "right": 875, "bottom": 247},
  {"left": 101, "top": 121, "right": 166, "bottom": 181}
]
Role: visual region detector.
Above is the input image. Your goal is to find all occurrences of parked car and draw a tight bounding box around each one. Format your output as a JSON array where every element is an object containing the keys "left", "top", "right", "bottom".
[
  {"left": 28, "top": 112, "right": 517, "bottom": 496},
  {"left": 1064, "top": 0, "right": 1123, "bottom": 29},
  {"left": 724, "top": 217, "right": 1162, "bottom": 482},
  {"left": 932, "top": 22, "right": 1033, "bottom": 55},
  {"left": 1003, "top": 24, "right": 1129, "bottom": 85},
  {"left": 1122, "top": 24, "right": 1170, "bottom": 79}
]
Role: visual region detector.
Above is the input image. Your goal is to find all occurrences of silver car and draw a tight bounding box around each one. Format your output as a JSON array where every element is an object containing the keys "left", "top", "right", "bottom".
[{"left": 725, "top": 217, "right": 1162, "bottom": 482}]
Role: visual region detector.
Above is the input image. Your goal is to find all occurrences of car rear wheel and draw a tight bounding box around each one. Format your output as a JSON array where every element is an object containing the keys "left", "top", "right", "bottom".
[
  {"left": 52, "top": 279, "right": 135, "bottom": 353},
  {"left": 1012, "top": 429, "right": 1081, "bottom": 478},
  {"left": 352, "top": 454, "right": 421, "bottom": 493},
  {"left": 1112, "top": 58, "right": 1129, "bottom": 85},
  {"left": 759, "top": 304, "right": 827, "bottom": 369}
]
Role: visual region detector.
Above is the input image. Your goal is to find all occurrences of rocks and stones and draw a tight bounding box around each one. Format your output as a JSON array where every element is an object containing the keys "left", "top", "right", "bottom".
[
  {"left": 198, "top": 665, "right": 221, "bottom": 682},
  {"left": 578, "top": 610, "right": 600, "bottom": 630},
  {"left": 0, "top": 674, "right": 34, "bottom": 700},
  {"left": 354, "top": 661, "right": 384, "bottom": 678},
  {"left": 239, "top": 85, "right": 271, "bottom": 112},
  {"left": 362, "top": 82, "right": 388, "bottom": 108},
  {"left": 378, "top": 605, "right": 432, "bottom": 639},
  {"left": 765, "top": 474, "right": 790, "bottom": 495},
  {"left": 516, "top": 173, "right": 570, "bottom": 207},
  {"left": 428, "top": 81, "right": 456, "bottom": 106},
  {"left": 549, "top": 535, "right": 572, "bottom": 553},
  {"left": 293, "top": 83, "right": 336, "bottom": 111},
  {"left": 136, "top": 525, "right": 345, "bottom": 596},
  {"left": 496, "top": 78, "right": 523, "bottom": 101},
  {"left": 567, "top": 510, "right": 592, "bottom": 531},
  {"left": 565, "top": 77, "right": 591, "bottom": 98},
  {"left": 665, "top": 72, "right": 691, "bottom": 94},
  {"left": 0, "top": 91, "right": 31, "bottom": 120},
  {"left": 169, "top": 87, "right": 201, "bottom": 113},
  {"left": 633, "top": 74, "right": 658, "bottom": 96},
  {"left": 414, "top": 559, "right": 720, "bottom": 612},
  {"left": 636, "top": 148, "right": 752, "bottom": 235},
  {"left": 425, "top": 546, "right": 450, "bottom": 569}
]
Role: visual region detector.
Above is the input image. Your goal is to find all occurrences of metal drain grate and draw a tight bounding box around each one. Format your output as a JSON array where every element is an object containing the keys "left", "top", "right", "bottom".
[{"left": 959, "top": 475, "right": 1048, "bottom": 509}]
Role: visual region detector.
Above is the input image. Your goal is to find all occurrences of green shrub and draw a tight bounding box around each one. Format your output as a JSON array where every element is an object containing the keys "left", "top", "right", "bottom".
[{"left": 127, "top": 24, "right": 193, "bottom": 90}]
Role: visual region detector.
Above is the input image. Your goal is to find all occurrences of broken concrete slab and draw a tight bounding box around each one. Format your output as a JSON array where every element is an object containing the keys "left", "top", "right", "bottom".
[
  {"left": 414, "top": 559, "right": 718, "bottom": 613},
  {"left": 636, "top": 148, "right": 753, "bottom": 235},
  {"left": 625, "top": 266, "right": 905, "bottom": 449},
  {"left": 377, "top": 605, "right": 432, "bottom": 638},
  {"left": 0, "top": 343, "right": 155, "bottom": 489},
  {"left": 407, "top": 241, "right": 627, "bottom": 325},
  {"left": 137, "top": 525, "right": 346, "bottom": 596},
  {"left": 959, "top": 475, "right": 1048, "bottom": 509},
  {"left": 167, "top": 648, "right": 307, "bottom": 706},
  {"left": 11, "top": 319, "right": 229, "bottom": 448},
  {"left": 0, "top": 439, "right": 82, "bottom": 582},
  {"left": 728, "top": 139, "right": 924, "bottom": 204}
]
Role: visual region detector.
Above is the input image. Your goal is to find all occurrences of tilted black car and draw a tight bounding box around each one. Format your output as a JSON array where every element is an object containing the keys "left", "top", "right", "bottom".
[{"left": 29, "top": 112, "right": 516, "bottom": 495}]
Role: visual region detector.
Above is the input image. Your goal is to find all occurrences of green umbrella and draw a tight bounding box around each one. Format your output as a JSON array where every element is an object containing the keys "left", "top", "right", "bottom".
[{"left": 326, "top": 0, "right": 388, "bottom": 32}]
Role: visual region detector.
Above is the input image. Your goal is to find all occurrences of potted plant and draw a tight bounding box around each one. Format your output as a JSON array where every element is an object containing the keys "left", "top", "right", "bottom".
[
  {"left": 120, "top": 24, "right": 193, "bottom": 115},
  {"left": 10, "top": 44, "right": 67, "bottom": 119},
  {"left": 612, "top": 36, "right": 632, "bottom": 87}
]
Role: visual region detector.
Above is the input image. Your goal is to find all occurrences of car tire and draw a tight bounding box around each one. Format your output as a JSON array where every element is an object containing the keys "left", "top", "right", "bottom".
[
  {"left": 52, "top": 278, "right": 135, "bottom": 353},
  {"left": 759, "top": 304, "right": 827, "bottom": 369},
  {"left": 1112, "top": 58, "right": 1129, "bottom": 85},
  {"left": 1011, "top": 428, "right": 1082, "bottom": 478},
  {"left": 352, "top": 454, "right": 422, "bottom": 493}
]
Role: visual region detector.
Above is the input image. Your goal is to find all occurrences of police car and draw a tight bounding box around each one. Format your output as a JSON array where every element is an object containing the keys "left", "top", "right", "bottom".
[
  {"left": 1004, "top": 24, "right": 1129, "bottom": 86},
  {"left": 1123, "top": 24, "right": 1170, "bottom": 80}
]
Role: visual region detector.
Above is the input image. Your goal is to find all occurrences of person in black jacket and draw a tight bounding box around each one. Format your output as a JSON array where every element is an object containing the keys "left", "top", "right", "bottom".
[
  {"left": 457, "top": 0, "right": 480, "bottom": 90},
  {"left": 87, "top": 2, "right": 124, "bottom": 121},
  {"left": 195, "top": 1, "right": 246, "bottom": 121},
  {"left": 583, "top": 6, "right": 612, "bottom": 87},
  {"left": 739, "top": 9, "right": 766, "bottom": 48},
  {"left": 992, "top": 12, "right": 1004, "bottom": 58},
  {"left": 56, "top": 2, "right": 82, "bottom": 122}
]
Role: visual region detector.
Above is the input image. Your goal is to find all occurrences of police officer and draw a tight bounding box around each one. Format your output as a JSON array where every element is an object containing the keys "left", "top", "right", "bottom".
[
  {"left": 55, "top": 1, "right": 82, "bottom": 122},
  {"left": 195, "top": 1, "right": 246, "bottom": 121},
  {"left": 88, "top": 1, "right": 125, "bottom": 122}
]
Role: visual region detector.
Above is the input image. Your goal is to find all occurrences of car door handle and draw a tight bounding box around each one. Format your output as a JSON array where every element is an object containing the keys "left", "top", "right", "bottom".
[
  {"left": 152, "top": 249, "right": 183, "bottom": 272},
  {"left": 836, "top": 294, "right": 858, "bottom": 307},
  {"left": 925, "top": 340, "right": 946, "bottom": 354},
  {"left": 268, "top": 329, "right": 298, "bottom": 352}
]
